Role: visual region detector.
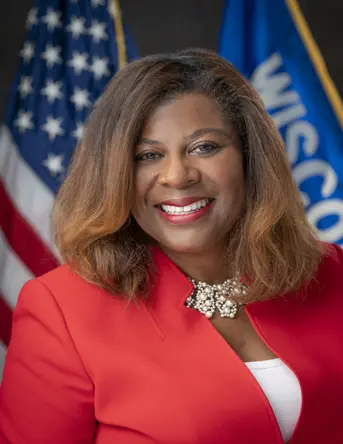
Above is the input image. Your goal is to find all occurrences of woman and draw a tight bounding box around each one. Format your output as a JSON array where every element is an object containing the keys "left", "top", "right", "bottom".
[{"left": 1, "top": 49, "right": 342, "bottom": 444}]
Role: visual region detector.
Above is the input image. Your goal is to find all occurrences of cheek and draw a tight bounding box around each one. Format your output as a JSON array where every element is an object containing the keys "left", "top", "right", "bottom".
[
  {"left": 133, "top": 169, "right": 155, "bottom": 217},
  {"left": 212, "top": 159, "right": 245, "bottom": 198},
  {"left": 134, "top": 170, "right": 149, "bottom": 202},
  {"left": 227, "top": 169, "right": 245, "bottom": 195}
]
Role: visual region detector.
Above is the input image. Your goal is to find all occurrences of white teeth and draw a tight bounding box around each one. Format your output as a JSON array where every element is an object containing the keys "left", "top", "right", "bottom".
[{"left": 161, "top": 199, "right": 210, "bottom": 215}]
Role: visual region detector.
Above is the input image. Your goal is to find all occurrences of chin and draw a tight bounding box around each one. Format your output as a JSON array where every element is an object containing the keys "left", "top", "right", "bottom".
[{"left": 160, "top": 237, "right": 213, "bottom": 255}]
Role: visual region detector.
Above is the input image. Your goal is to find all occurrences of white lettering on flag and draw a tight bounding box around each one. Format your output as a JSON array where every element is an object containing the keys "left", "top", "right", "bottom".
[{"left": 251, "top": 53, "right": 343, "bottom": 245}]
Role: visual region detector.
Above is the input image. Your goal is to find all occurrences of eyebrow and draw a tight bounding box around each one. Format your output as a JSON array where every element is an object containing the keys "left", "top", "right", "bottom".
[
  {"left": 185, "top": 127, "right": 232, "bottom": 141},
  {"left": 138, "top": 127, "right": 232, "bottom": 146}
]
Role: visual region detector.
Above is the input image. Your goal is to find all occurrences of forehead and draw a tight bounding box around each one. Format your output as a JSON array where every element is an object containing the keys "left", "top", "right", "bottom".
[{"left": 141, "top": 93, "right": 228, "bottom": 138}]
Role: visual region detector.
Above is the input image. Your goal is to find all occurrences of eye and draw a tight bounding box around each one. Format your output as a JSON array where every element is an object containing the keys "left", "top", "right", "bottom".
[
  {"left": 135, "top": 151, "right": 162, "bottom": 162},
  {"left": 190, "top": 142, "right": 220, "bottom": 156}
]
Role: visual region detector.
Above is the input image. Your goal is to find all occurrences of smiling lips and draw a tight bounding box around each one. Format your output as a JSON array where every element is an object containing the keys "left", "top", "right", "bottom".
[{"left": 157, "top": 197, "right": 214, "bottom": 224}]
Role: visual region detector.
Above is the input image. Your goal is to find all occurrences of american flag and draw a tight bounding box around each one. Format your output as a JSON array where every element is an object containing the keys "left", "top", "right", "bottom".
[{"left": 0, "top": 0, "right": 136, "bottom": 377}]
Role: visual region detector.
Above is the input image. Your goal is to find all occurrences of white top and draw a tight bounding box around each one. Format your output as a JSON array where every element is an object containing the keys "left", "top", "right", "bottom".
[{"left": 245, "top": 358, "right": 302, "bottom": 443}]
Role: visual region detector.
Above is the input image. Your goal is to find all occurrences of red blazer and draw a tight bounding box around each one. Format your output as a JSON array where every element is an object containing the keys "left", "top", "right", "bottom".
[{"left": 1, "top": 244, "right": 343, "bottom": 444}]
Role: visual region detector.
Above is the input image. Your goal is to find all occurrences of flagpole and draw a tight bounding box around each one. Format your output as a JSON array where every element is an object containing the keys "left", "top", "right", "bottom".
[
  {"left": 285, "top": 0, "right": 343, "bottom": 128},
  {"left": 112, "top": 0, "right": 127, "bottom": 68}
]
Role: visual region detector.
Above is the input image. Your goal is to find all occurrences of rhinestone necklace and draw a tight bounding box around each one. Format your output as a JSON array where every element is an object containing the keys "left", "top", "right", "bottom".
[{"left": 185, "top": 275, "right": 249, "bottom": 319}]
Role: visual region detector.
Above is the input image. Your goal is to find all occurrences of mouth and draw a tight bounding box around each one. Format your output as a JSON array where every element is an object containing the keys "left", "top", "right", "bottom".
[
  {"left": 156, "top": 198, "right": 215, "bottom": 224},
  {"left": 159, "top": 198, "right": 213, "bottom": 214}
]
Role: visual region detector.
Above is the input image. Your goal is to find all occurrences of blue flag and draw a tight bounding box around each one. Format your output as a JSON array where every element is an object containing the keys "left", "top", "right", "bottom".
[{"left": 219, "top": 0, "right": 343, "bottom": 245}]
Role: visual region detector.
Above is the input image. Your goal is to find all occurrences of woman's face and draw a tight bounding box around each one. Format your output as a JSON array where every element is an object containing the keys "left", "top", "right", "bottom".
[{"left": 132, "top": 93, "right": 245, "bottom": 254}]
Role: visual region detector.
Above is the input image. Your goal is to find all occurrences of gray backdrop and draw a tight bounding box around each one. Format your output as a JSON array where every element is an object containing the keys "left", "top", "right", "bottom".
[{"left": 1, "top": 0, "right": 342, "bottom": 120}]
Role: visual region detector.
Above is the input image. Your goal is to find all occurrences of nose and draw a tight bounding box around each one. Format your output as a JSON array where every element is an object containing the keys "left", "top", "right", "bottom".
[{"left": 157, "top": 154, "right": 200, "bottom": 189}]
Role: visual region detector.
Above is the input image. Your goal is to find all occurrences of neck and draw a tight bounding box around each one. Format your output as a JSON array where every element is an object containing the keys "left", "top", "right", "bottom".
[{"left": 161, "top": 245, "right": 230, "bottom": 284}]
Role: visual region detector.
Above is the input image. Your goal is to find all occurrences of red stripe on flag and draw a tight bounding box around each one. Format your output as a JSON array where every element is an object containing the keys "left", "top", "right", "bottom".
[
  {"left": 0, "top": 295, "right": 12, "bottom": 346},
  {"left": 0, "top": 180, "right": 59, "bottom": 276}
]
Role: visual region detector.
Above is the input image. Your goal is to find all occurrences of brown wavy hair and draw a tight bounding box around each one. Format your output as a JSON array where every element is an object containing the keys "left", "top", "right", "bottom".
[{"left": 52, "top": 48, "right": 324, "bottom": 302}]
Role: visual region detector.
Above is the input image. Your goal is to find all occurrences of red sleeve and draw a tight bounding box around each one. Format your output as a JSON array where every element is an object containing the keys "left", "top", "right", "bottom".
[{"left": 0, "top": 279, "right": 96, "bottom": 443}]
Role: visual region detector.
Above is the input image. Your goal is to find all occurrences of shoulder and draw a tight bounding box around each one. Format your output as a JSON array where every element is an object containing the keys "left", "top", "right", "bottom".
[
  {"left": 316, "top": 242, "right": 343, "bottom": 276},
  {"left": 37, "top": 263, "right": 101, "bottom": 294},
  {"left": 17, "top": 265, "right": 108, "bottom": 319},
  {"left": 16, "top": 264, "right": 129, "bottom": 343},
  {"left": 13, "top": 264, "right": 140, "bottom": 377},
  {"left": 304, "top": 242, "right": 343, "bottom": 304},
  {"left": 36, "top": 262, "right": 95, "bottom": 290},
  {"left": 34, "top": 263, "right": 119, "bottom": 308}
]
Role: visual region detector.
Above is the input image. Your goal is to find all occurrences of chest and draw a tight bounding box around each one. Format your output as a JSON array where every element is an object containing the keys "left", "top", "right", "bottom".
[
  {"left": 209, "top": 309, "right": 278, "bottom": 361},
  {"left": 79, "top": 296, "right": 343, "bottom": 444}
]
